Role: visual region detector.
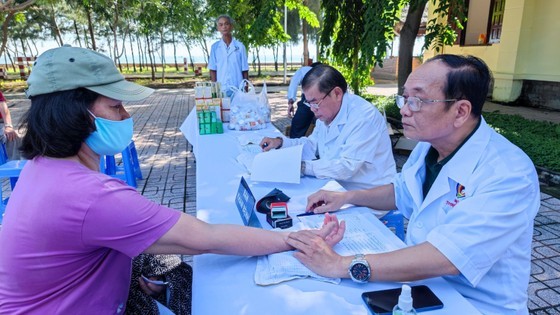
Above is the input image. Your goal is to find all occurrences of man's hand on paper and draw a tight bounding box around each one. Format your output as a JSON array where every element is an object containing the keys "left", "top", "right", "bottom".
[
  {"left": 306, "top": 190, "right": 347, "bottom": 214},
  {"left": 259, "top": 136, "right": 283, "bottom": 152},
  {"left": 287, "top": 214, "right": 348, "bottom": 279}
]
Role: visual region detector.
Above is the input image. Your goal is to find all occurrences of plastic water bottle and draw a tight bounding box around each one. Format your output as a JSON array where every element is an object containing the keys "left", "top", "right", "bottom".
[{"left": 392, "top": 284, "right": 417, "bottom": 315}]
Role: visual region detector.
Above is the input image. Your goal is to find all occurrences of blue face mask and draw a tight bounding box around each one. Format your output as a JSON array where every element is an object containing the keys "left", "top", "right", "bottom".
[{"left": 85, "top": 111, "right": 134, "bottom": 156}]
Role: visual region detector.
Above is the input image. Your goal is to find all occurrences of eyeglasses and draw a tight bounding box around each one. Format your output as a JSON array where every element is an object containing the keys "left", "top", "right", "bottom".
[
  {"left": 395, "top": 95, "right": 457, "bottom": 112},
  {"left": 303, "top": 87, "right": 335, "bottom": 109}
]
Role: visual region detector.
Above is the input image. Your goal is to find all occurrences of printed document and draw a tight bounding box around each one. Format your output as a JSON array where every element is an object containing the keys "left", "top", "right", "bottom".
[{"left": 255, "top": 208, "right": 406, "bottom": 285}]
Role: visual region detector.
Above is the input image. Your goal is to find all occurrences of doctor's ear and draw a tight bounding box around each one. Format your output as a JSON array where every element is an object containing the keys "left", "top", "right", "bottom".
[
  {"left": 333, "top": 87, "right": 344, "bottom": 100},
  {"left": 453, "top": 99, "right": 473, "bottom": 127}
]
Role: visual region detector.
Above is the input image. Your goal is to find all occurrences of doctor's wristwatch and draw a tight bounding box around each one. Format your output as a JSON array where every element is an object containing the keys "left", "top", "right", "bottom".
[{"left": 348, "top": 254, "right": 371, "bottom": 283}]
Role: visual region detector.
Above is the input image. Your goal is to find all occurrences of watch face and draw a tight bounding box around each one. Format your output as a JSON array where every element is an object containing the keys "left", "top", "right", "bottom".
[{"left": 351, "top": 262, "right": 370, "bottom": 282}]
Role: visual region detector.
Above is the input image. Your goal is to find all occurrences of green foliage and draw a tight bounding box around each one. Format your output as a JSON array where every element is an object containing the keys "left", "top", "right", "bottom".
[
  {"left": 424, "top": 0, "right": 466, "bottom": 52},
  {"left": 484, "top": 112, "right": 560, "bottom": 173},
  {"left": 363, "top": 94, "right": 401, "bottom": 120},
  {"left": 320, "top": 0, "right": 404, "bottom": 95}
]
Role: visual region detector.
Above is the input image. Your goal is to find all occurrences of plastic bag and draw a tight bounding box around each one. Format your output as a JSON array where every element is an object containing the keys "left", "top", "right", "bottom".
[{"left": 228, "top": 80, "right": 270, "bottom": 131}]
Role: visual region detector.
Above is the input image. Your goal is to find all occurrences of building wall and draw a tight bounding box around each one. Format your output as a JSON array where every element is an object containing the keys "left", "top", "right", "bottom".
[{"left": 424, "top": 0, "right": 560, "bottom": 108}]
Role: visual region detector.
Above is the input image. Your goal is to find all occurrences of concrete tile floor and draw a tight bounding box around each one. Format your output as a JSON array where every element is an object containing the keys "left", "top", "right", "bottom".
[{"left": 1, "top": 88, "right": 559, "bottom": 314}]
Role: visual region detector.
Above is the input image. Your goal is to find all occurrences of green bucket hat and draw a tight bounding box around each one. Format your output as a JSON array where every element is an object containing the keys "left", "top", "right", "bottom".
[{"left": 26, "top": 45, "right": 153, "bottom": 101}]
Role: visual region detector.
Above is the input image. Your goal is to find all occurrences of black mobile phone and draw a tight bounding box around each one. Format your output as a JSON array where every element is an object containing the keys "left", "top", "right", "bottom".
[{"left": 361, "top": 285, "right": 444, "bottom": 315}]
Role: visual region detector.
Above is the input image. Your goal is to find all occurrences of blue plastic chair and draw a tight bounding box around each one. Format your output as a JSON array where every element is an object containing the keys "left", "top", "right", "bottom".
[
  {"left": 380, "top": 210, "right": 405, "bottom": 241},
  {"left": 0, "top": 142, "right": 27, "bottom": 224},
  {"left": 99, "top": 141, "right": 142, "bottom": 188}
]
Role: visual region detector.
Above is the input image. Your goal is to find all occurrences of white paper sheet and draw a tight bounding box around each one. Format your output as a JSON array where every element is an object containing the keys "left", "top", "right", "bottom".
[
  {"left": 254, "top": 252, "right": 341, "bottom": 285},
  {"left": 250, "top": 145, "right": 303, "bottom": 184},
  {"left": 255, "top": 210, "right": 405, "bottom": 285},
  {"left": 237, "top": 133, "right": 266, "bottom": 146},
  {"left": 240, "top": 143, "right": 263, "bottom": 154}
]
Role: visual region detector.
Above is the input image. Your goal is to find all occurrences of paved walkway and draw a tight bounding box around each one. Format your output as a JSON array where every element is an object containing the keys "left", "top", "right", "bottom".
[{"left": 1, "top": 87, "right": 559, "bottom": 313}]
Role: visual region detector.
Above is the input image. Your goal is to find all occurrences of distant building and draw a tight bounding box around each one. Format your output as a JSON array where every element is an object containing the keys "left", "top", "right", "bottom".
[{"left": 424, "top": 0, "right": 560, "bottom": 110}]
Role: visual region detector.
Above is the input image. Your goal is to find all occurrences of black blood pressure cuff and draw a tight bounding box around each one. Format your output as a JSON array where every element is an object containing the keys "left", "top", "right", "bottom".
[{"left": 256, "top": 188, "right": 291, "bottom": 214}]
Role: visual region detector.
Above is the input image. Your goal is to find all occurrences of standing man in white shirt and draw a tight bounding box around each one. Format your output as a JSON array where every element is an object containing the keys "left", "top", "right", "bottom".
[
  {"left": 260, "top": 64, "right": 396, "bottom": 191},
  {"left": 208, "top": 15, "right": 249, "bottom": 97},
  {"left": 287, "top": 62, "right": 321, "bottom": 138},
  {"left": 287, "top": 55, "right": 540, "bottom": 315}
]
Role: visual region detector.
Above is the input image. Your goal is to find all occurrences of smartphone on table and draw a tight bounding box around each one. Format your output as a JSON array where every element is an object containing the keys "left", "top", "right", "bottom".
[{"left": 361, "top": 285, "right": 444, "bottom": 315}]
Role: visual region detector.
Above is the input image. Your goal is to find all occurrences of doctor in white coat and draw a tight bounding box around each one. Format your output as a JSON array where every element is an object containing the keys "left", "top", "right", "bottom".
[{"left": 287, "top": 55, "right": 540, "bottom": 315}]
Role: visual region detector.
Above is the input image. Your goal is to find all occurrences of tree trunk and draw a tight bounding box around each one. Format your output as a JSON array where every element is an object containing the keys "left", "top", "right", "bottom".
[
  {"left": 137, "top": 33, "right": 143, "bottom": 72},
  {"left": 397, "top": 1, "right": 427, "bottom": 94},
  {"left": 123, "top": 44, "right": 129, "bottom": 72},
  {"left": 199, "top": 38, "right": 209, "bottom": 65},
  {"left": 86, "top": 6, "right": 97, "bottom": 50},
  {"left": 73, "top": 20, "right": 82, "bottom": 47},
  {"left": 172, "top": 31, "right": 179, "bottom": 71},
  {"left": 83, "top": 27, "right": 90, "bottom": 49},
  {"left": 160, "top": 27, "right": 165, "bottom": 83},
  {"left": 273, "top": 45, "right": 278, "bottom": 71},
  {"left": 185, "top": 44, "right": 195, "bottom": 73},
  {"left": 129, "top": 32, "right": 136, "bottom": 72},
  {"left": 146, "top": 35, "right": 155, "bottom": 81},
  {"left": 49, "top": 3, "right": 64, "bottom": 46},
  {"left": 302, "top": 20, "right": 309, "bottom": 65},
  {"left": 0, "top": 12, "right": 15, "bottom": 58},
  {"left": 256, "top": 47, "right": 262, "bottom": 76}
]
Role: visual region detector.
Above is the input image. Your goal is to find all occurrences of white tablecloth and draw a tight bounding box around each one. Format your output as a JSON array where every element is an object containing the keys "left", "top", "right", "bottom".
[{"left": 187, "top": 122, "right": 480, "bottom": 315}]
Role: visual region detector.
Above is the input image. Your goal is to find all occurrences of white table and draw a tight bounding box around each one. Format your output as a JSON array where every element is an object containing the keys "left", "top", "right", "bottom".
[{"left": 188, "top": 122, "right": 480, "bottom": 315}]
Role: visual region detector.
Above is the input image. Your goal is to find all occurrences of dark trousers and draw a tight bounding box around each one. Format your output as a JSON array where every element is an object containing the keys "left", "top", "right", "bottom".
[{"left": 289, "top": 94, "right": 316, "bottom": 138}]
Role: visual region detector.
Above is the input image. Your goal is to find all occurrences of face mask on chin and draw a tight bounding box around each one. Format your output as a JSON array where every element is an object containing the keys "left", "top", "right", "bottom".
[{"left": 85, "top": 111, "right": 134, "bottom": 156}]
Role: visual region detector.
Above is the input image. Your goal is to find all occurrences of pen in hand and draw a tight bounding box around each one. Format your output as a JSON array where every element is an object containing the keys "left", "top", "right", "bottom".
[
  {"left": 297, "top": 201, "right": 327, "bottom": 217},
  {"left": 296, "top": 211, "right": 318, "bottom": 217}
]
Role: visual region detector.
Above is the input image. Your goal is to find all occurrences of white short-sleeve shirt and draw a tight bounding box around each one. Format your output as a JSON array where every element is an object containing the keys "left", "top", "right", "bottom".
[{"left": 208, "top": 37, "right": 249, "bottom": 93}]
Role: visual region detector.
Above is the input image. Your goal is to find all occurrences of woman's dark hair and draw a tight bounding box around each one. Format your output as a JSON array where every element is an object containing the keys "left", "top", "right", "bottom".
[
  {"left": 301, "top": 64, "right": 347, "bottom": 94},
  {"left": 20, "top": 88, "right": 98, "bottom": 159},
  {"left": 427, "top": 54, "right": 492, "bottom": 117}
]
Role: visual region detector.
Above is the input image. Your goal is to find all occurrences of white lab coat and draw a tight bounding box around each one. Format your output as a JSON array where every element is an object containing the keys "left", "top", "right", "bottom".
[
  {"left": 287, "top": 66, "right": 312, "bottom": 102},
  {"left": 208, "top": 37, "right": 249, "bottom": 93},
  {"left": 283, "top": 93, "right": 396, "bottom": 190},
  {"left": 393, "top": 118, "right": 540, "bottom": 314}
]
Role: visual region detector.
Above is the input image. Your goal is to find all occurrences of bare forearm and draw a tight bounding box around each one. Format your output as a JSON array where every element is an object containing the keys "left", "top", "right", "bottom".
[
  {"left": 345, "top": 184, "right": 396, "bottom": 211},
  {"left": 242, "top": 70, "right": 248, "bottom": 80},
  {"left": 333, "top": 242, "right": 459, "bottom": 281},
  {"left": 0, "top": 102, "right": 11, "bottom": 125},
  {"left": 146, "top": 214, "right": 291, "bottom": 256},
  {"left": 210, "top": 70, "right": 217, "bottom": 82},
  {"left": 200, "top": 224, "right": 291, "bottom": 256}
]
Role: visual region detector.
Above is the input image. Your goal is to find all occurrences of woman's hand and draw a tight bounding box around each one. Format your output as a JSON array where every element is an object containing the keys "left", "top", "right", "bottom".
[
  {"left": 4, "top": 126, "right": 17, "bottom": 142},
  {"left": 317, "top": 213, "right": 345, "bottom": 247},
  {"left": 138, "top": 276, "right": 166, "bottom": 297},
  {"left": 287, "top": 216, "right": 348, "bottom": 278}
]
